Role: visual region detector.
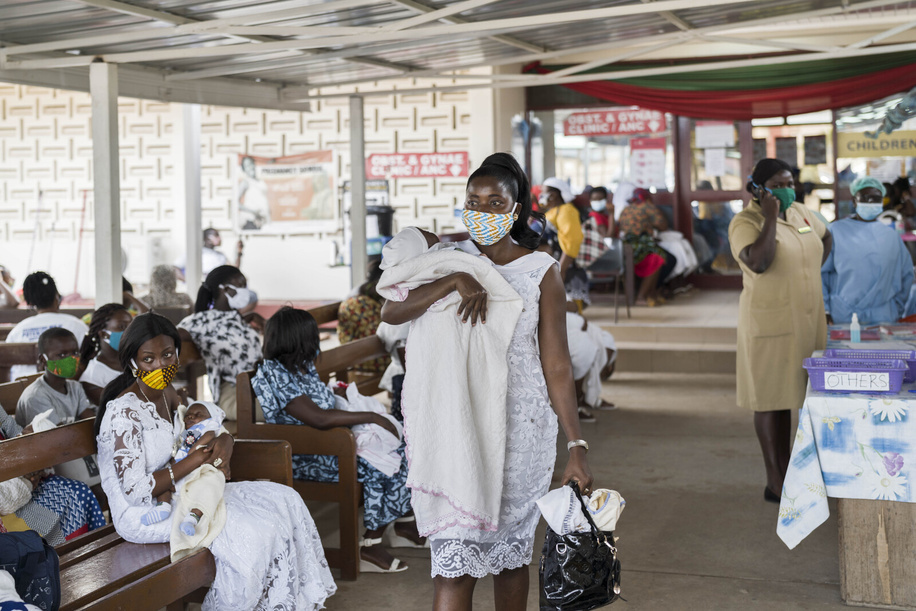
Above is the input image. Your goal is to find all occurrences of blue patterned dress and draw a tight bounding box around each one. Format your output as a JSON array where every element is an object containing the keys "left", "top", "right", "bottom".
[{"left": 252, "top": 359, "right": 412, "bottom": 530}]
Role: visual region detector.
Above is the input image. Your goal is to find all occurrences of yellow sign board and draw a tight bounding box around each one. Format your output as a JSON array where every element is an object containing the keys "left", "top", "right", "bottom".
[{"left": 837, "top": 131, "right": 916, "bottom": 158}]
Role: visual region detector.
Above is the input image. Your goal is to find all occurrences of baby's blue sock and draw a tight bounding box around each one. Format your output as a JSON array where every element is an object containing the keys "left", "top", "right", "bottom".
[
  {"left": 141, "top": 502, "right": 171, "bottom": 526},
  {"left": 180, "top": 512, "right": 201, "bottom": 536}
]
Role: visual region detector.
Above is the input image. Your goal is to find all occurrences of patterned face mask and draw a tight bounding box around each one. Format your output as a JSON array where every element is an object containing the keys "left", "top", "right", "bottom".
[
  {"left": 461, "top": 203, "right": 519, "bottom": 246},
  {"left": 132, "top": 360, "right": 180, "bottom": 390},
  {"left": 44, "top": 355, "right": 79, "bottom": 379}
]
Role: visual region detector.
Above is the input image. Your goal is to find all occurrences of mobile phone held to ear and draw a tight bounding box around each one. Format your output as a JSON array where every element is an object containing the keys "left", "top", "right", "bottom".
[{"left": 751, "top": 181, "right": 772, "bottom": 200}]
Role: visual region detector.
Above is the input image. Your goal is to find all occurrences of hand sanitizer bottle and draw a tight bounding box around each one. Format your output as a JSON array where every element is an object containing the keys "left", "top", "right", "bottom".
[{"left": 850, "top": 313, "right": 861, "bottom": 343}]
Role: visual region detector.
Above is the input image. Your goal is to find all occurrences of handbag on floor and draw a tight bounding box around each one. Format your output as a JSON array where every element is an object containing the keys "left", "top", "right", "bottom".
[{"left": 539, "top": 482, "right": 621, "bottom": 610}]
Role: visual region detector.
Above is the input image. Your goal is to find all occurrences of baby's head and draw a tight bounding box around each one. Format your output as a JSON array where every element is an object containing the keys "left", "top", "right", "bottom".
[
  {"left": 380, "top": 227, "right": 440, "bottom": 270},
  {"left": 183, "top": 401, "right": 223, "bottom": 429}
]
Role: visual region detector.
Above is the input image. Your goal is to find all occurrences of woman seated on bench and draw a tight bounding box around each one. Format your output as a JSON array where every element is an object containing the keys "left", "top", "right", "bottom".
[
  {"left": 0, "top": 409, "right": 105, "bottom": 544},
  {"left": 95, "top": 312, "right": 336, "bottom": 610},
  {"left": 252, "top": 306, "right": 425, "bottom": 574},
  {"left": 177, "top": 265, "right": 262, "bottom": 421},
  {"left": 79, "top": 303, "right": 132, "bottom": 405}
]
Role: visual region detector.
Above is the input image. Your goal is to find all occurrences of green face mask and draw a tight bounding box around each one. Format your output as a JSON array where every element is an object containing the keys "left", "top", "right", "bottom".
[
  {"left": 770, "top": 188, "right": 796, "bottom": 213},
  {"left": 44, "top": 355, "right": 79, "bottom": 379}
]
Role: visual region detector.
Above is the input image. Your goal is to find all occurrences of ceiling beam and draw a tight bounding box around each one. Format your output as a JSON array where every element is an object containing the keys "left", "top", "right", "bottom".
[
  {"left": 378, "top": 0, "right": 504, "bottom": 32},
  {"left": 542, "top": 36, "right": 692, "bottom": 79},
  {"left": 283, "top": 0, "right": 910, "bottom": 92},
  {"left": 4, "top": 0, "right": 762, "bottom": 69},
  {"left": 386, "top": 0, "right": 544, "bottom": 53},
  {"left": 640, "top": 0, "right": 693, "bottom": 32},
  {"left": 286, "top": 40, "right": 916, "bottom": 102},
  {"left": 847, "top": 17, "right": 916, "bottom": 48},
  {"left": 698, "top": 34, "right": 841, "bottom": 54}
]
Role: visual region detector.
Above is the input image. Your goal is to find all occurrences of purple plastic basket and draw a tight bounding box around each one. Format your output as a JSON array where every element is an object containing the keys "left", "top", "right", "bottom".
[
  {"left": 803, "top": 358, "right": 907, "bottom": 394},
  {"left": 824, "top": 348, "right": 916, "bottom": 382}
]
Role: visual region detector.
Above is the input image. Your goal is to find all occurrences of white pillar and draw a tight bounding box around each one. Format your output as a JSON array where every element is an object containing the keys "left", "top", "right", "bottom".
[
  {"left": 349, "top": 95, "right": 367, "bottom": 288},
  {"left": 90, "top": 62, "right": 122, "bottom": 307},
  {"left": 174, "top": 104, "right": 203, "bottom": 293}
]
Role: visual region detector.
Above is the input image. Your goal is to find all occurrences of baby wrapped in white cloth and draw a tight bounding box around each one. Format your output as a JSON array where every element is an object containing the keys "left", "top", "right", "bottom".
[
  {"left": 141, "top": 400, "right": 229, "bottom": 561},
  {"left": 377, "top": 227, "right": 523, "bottom": 536}
]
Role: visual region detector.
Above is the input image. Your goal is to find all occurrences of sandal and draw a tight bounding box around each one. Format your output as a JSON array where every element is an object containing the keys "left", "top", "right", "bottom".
[
  {"left": 384, "top": 521, "right": 430, "bottom": 548},
  {"left": 359, "top": 537, "right": 408, "bottom": 573}
]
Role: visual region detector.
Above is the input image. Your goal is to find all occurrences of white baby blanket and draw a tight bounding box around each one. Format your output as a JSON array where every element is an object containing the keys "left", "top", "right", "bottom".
[
  {"left": 333, "top": 384, "right": 404, "bottom": 477},
  {"left": 377, "top": 247, "right": 523, "bottom": 536}
]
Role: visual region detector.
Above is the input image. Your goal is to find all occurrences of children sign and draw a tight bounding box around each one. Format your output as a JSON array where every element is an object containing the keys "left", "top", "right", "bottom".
[{"left": 366, "top": 152, "right": 469, "bottom": 179}]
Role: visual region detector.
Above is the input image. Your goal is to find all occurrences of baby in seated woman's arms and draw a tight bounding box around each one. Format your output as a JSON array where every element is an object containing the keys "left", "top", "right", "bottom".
[{"left": 141, "top": 401, "right": 225, "bottom": 536}]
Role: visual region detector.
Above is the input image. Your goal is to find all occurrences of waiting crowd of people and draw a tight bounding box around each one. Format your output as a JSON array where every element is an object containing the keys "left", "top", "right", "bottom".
[
  {"left": 0, "top": 156, "right": 624, "bottom": 609},
  {"left": 4, "top": 153, "right": 911, "bottom": 608}
]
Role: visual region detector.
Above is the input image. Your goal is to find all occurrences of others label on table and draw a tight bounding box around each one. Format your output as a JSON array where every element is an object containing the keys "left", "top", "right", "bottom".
[{"left": 823, "top": 371, "right": 890, "bottom": 391}]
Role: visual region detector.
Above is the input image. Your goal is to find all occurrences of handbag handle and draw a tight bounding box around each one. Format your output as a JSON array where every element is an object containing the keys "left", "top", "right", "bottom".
[{"left": 569, "top": 481, "right": 612, "bottom": 546}]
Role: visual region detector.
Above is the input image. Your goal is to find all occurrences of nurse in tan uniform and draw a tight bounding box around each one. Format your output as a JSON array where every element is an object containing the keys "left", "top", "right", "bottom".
[{"left": 729, "top": 158, "right": 833, "bottom": 503}]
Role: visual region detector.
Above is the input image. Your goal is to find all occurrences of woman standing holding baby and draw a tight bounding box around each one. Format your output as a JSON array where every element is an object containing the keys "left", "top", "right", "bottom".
[{"left": 382, "top": 153, "right": 593, "bottom": 610}]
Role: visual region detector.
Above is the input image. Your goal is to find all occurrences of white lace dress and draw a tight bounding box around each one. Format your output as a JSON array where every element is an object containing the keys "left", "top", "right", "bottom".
[
  {"left": 429, "top": 249, "right": 560, "bottom": 578},
  {"left": 96, "top": 393, "right": 336, "bottom": 610}
]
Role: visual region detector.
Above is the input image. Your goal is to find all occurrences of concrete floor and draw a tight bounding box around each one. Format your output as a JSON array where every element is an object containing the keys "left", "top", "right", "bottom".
[{"left": 313, "top": 370, "right": 880, "bottom": 610}]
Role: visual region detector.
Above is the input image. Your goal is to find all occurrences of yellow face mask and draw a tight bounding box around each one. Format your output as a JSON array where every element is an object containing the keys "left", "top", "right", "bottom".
[{"left": 133, "top": 361, "right": 180, "bottom": 390}]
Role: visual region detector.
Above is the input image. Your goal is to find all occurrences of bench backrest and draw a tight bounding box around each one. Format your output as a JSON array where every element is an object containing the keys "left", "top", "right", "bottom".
[
  {"left": 0, "top": 373, "right": 41, "bottom": 415},
  {"left": 0, "top": 306, "right": 191, "bottom": 326},
  {"left": 0, "top": 417, "right": 293, "bottom": 487},
  {"left": 308, "top": 301, "right": 342, "bottom": 326}
]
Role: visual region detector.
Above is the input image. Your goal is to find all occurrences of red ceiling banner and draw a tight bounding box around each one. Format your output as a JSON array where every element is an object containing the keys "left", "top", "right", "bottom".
[{"left": 527, "top": 62, "right": 916, "bottom": 120}]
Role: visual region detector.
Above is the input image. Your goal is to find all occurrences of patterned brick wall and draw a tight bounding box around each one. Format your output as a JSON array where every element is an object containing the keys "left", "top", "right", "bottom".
[{"left": 0, "top": 81, "right": 485, "bottom": 299}]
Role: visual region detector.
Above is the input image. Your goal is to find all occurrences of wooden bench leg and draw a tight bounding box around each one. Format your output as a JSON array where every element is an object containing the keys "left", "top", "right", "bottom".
[{"left": 338, "top": 475, "right": 361, "bottom": 581}]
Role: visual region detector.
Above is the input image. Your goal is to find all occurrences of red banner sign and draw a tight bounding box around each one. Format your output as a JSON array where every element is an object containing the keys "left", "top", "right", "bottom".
[
  {"left": 366, "top": 152, "right": 469, "bottom": 179},
  {"left": 563, "top": 108, "right": 667, "bottom": 137},
  {"left": 629, "top": 137, "right": 667, "bottom": 150}
]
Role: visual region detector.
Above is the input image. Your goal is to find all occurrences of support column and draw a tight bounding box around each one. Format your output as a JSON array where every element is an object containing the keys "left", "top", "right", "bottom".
[
  {"left": 349, "top": 95, "right": 367, "bottom": 288},
  {"left": 534, "top": 110, "right": 556, "bottom": 184},
  {"left": 90, "top": 62, "right": 122, "bottom": 307},
  {"left": 175, "top": 104, "right": 203, "bottom": 292}
]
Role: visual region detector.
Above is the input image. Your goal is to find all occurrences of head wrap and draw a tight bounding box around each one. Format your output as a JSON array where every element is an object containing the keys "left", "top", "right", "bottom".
[
  {"left": 629, "top": 188, "right": 651, "bottom": 203},
  {"left": 380, "top": 227, "right": 429, "bottom": 270},
  {"left": 850, "top": 176, "right": 887, "bottom": 197},
  {"left": 543, "top": 177, "right": 574, "bottom": 203},
  {"left": 746, "top": 158, "right": 792, "bottom": 195}
]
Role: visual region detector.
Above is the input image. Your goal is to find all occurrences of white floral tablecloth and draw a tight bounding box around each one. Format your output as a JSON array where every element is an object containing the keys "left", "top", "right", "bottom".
[{"left": 777, "top": 383, "right": 916, "bottom": 549}]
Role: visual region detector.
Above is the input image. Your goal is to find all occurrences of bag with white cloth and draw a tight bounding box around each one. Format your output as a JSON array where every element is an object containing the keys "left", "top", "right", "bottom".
[
  {"left": 538, "top": 483, "right": 624, "bottom": 610},
  {"left": 656, "top": 230, "right": 698, "bottom": 281}
]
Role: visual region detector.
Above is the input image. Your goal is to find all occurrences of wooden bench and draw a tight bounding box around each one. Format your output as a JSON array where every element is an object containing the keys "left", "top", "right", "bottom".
[
  {"left": 0, "top": 343, "right": 39, "bottom": 383},
  {"left": 0, "top": 373, "right": 41, "bottom": 415},
  {"left": 235, "top": 333, "right": 390, "bottom": 581},
  {"left": 0, "top": 306, "right": 191, "bottom": 326},
  {"left": 0, "top": 418, "right": 293, "bottom": 611}
]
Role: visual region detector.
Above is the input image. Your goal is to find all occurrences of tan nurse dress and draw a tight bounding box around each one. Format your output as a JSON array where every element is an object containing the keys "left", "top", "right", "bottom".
[{"left": 729, "top": 201, "right": 828, "bottom": 412}]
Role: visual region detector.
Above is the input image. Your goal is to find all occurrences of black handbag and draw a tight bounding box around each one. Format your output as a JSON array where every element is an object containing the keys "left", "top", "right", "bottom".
[{"left": 539, "top": 482, "right": 621, "bottom": 610}]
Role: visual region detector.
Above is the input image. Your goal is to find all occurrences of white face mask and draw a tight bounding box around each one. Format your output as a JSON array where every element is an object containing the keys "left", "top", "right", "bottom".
[
  {"left": 591, "top": 199, "right": 607, "bottom": 211},
  {"left": 220, "top": 284, "right": 254, "bottom": 310}
]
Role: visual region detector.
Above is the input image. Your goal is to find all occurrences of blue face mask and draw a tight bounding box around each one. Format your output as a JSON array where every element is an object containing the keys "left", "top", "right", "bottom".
[
  {"left": 105, "top": 331, "right": 123, "bottom": 351},
  {"left": 856, "top": 203, "right": 884, "bottom": 221}
]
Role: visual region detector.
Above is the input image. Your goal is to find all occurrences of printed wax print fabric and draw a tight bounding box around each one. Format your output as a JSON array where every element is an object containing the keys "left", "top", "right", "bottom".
[
  {"left": 618, "top": 202, "right": 665, "bottom": 237},
  {"left": 177, "top": 310, "right": 262, "bottom": 402},
  {"left": 777, "top": 387, "right": 916, "bottom": 549},
  {"left": 337, "top": 296, "right": 390, "bottom": 375},
  {"left": 251, "top": 359, "right": 410, "bottom": 531},
  {"left": 33, "top": 475, "right": 105, "bottom": 540}
]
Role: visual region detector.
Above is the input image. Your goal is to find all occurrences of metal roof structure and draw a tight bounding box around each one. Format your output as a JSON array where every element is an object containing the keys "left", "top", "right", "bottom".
[{"left": 1, "top": 0, "right": 915, "bottom": 110}]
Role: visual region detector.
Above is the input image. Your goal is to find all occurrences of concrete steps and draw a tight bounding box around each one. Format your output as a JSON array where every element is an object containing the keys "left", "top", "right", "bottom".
[{"left": 604, "top": 324, "right": 737, "bottom": 374}]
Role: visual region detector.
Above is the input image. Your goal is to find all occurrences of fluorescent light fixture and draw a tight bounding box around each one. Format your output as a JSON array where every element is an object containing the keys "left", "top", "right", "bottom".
[
  {"left": 786, "top": 110, "right": 832, "bottom": 125},
  {"left": 751, "top": 117, "right": 784, "bottom": 126}
]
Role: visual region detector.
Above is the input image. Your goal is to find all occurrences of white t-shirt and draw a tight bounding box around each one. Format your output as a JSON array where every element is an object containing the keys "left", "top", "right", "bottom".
[
  {"left": 6, "top": 312, "right": 89, "bottom": 381},
  {"left": 175, "top": 247, "right": 229, "bottom": 278},
  {"left": 80, "top": 358, "right": 121, "bottom": 389}
]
